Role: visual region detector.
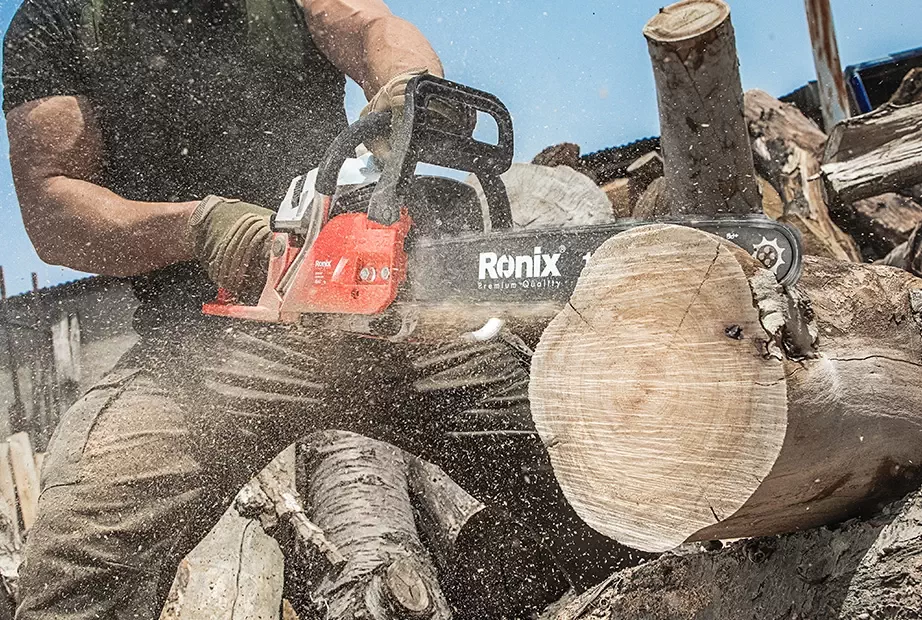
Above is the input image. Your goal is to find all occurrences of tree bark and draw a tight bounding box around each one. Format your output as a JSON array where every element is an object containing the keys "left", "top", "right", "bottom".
[
  {"left": 643, "top": 0, "right": 761, "bottom": 216},
  {"left": 743, "top": 89, "right": 861, "bottom": 261},
  {"left": 543, "top": 487, "right": 922, "bottom": 620},
  {"left": 822, "top": 101, "right": 922, "bottom": 204},
  {"left": 529, "top": 223, "right": 922, "bottom": 553},
  {"left": 300, "top": 431, "right": 451, "bottom": 620}
]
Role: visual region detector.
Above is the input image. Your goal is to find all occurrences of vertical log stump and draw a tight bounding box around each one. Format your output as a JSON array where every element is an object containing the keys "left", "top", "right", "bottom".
[{"left": 643, "top": 0, "right": 761, "bottom": 216}]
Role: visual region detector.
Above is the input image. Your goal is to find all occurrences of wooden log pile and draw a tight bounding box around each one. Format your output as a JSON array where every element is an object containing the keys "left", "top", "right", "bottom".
[{"left": 526, "top": 1, "right": 922, "bottom": 617}]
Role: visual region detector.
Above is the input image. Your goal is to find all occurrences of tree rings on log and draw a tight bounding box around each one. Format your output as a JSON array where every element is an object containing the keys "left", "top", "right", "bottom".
[
  {"left": 467, "top": 163, "right": 614, "bottom": 229},
  {"left": 529, "top": 225, "right": 787, "bottom": 551}
]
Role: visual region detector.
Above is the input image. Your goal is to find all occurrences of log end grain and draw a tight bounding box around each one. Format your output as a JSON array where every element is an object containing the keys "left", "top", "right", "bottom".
[
  {"left": 529, "top": 225, "right": 788, "bottom": 552},
  {"left": 643, "top": 0, "right": 730, "bottom": 43}
]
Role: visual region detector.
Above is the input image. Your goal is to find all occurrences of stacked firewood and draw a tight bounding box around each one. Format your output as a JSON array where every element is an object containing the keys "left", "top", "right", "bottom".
[{"left": 533, "top": 86, "right": 922, "bottom": 272}]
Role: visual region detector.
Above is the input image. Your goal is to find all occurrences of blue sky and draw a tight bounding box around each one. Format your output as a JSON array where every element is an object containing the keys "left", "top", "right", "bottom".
[{"left": 0, "top": 0, "right": 919, "bottom": 295}]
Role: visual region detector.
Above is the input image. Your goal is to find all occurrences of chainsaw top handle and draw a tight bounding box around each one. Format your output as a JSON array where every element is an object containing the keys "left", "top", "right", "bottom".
[{"left": 314, "top": 74, "right": 515, "bottom": 231}]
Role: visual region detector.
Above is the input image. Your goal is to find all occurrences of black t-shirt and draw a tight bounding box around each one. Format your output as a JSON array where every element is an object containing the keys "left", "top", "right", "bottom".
[{"left": 3, "top": 0, "right": 347, "bottom": 327}]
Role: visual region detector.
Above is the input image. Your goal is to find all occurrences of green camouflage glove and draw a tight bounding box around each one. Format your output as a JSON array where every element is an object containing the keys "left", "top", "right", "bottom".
[{"left": 188, "top": 195, "right": 273, "bottom": 298}]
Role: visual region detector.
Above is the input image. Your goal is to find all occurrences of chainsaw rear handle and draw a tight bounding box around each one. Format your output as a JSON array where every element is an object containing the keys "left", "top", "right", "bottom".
[{"left": 313, "top": 75, "right": 515, "bottom": 231}]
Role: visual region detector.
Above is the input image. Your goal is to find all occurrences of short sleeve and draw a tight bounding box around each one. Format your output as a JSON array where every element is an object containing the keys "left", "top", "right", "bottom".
[{"left": 3, "top": 0, "right": 88, "bottom": 115}]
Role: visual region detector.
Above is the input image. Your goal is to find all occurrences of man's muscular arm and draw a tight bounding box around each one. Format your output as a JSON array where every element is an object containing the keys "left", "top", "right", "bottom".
[
  {"left": 305, "top": 0, "right": 443, "bottom": 98},
  {"left": 7, "top": 95, "right": 198, "bottom": 277}
]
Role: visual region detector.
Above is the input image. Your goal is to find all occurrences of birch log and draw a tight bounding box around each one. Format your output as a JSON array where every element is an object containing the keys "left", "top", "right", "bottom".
[
  {"left": 529, "top": 224, "right": 922, "bottom": 552},
  {"left": 301, "top": 432, "right": 451, "bottom": 620}
]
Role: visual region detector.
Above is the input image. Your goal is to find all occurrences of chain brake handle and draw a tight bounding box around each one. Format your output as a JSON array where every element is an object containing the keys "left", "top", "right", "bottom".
[{"left": 314, "top": 75, "right": 514, "bottom": 232}]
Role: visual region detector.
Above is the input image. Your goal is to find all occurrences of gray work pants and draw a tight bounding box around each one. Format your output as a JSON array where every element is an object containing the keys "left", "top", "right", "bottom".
[{"left": 15, "top": 319, "right": 532, "bottom": 619}]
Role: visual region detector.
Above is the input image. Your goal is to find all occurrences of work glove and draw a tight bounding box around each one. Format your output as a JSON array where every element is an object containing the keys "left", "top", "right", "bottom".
[
  {"left": 188, "top": 195, "right": 273, "bottom": 299},
  {"left": 360, "top": 68, "right": 475, "bottom": 160}
]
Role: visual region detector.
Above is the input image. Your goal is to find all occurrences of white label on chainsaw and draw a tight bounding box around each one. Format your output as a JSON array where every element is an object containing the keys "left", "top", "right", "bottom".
[
  {"left": 274, "top": 155, "right": 381, "bottom": 232},
  {"left": 478, "top": 246, "right": 562, "bottom": 285}
]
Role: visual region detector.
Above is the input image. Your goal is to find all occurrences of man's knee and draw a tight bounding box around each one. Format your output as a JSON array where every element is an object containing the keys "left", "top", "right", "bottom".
[{"left": 16, "top": 485, "right": 166, "bottom": 620}]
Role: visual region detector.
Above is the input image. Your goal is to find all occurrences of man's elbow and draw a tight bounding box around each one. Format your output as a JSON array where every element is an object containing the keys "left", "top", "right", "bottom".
[
  {"left": 21, "top": 207, "right": 91, "bottom": 271},
  {"left": 23, "top": 217, "right": 70, "bottom": 267}
]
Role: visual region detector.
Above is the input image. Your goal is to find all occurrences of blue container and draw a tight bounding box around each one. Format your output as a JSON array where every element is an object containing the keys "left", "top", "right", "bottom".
[{"left": 845, "top": 46, "right": 922, "bottom": 113}]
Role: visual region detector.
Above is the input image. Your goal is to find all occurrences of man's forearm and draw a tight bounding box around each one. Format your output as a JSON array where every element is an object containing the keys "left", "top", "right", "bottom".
[
  {"left": 359, "top": 15, "right": 443, "bottom": 96},
  {"left": 23, "top": 176, "right": 197, "bottom": 277},
  {"left": 306, "top": 0, "right": 443, "bottom": 98}
]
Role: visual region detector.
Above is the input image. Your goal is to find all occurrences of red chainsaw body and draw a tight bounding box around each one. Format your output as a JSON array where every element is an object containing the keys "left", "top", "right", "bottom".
[{"left": 203, "top": 210, "right": 412, "bottom": 323}]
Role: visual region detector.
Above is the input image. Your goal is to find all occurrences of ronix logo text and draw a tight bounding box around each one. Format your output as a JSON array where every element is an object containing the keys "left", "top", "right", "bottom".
[{"left": 478, "top": 247, "right": 561, "bottom": 280}]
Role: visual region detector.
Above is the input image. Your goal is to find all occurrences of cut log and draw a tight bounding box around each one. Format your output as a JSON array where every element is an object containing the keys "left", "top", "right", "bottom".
[
  {"left": 601, "top": 178, "right": 631, "bottom": 219},
  {"left": 834, "top": 192, "right": 922, "bottom": 261},
  {"left": 822, "top": 100, "right": 922, "bottom": 204},
  {"left": 643, "top": 0, "right": 761, "bottom": 215},
  {"left": 757, "top": 176, "right": 783, "bottom": 220},
  {"left": 632, "top": 176, "right": 669, "bottom": 219},
  {"left": 301, "top": 431, "right": 451, "bottom": 620},
  {"left": 467, "top": 163, "right": 614, "bottom": 229},
  {"left": 744, "top": 89, "right": 861, "bottom": 261},
  {"left": 7, "top": 434, "right": 38, "bottom": 532},
  {"left": 529, "top": 223, "right": 922, "bottom": 552},
  {"left": 543, "top": 487, "right": 922, "bottom": 619},
  {"left": 159, "top": 508, "right": 284, "bottom": 620}
]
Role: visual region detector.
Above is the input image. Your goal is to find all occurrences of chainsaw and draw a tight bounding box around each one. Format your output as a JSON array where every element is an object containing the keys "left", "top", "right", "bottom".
[{"left": 203, "top": 75, "right": 803, "bottom": 337}]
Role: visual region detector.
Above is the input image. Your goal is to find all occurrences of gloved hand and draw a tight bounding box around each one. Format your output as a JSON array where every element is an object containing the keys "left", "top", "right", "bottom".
[
  {"left": 360, "top": 68, "right": 475, "bottom": 160},
  {"left": 188, "top": 195, "right": 274, "bottom": 299}
]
